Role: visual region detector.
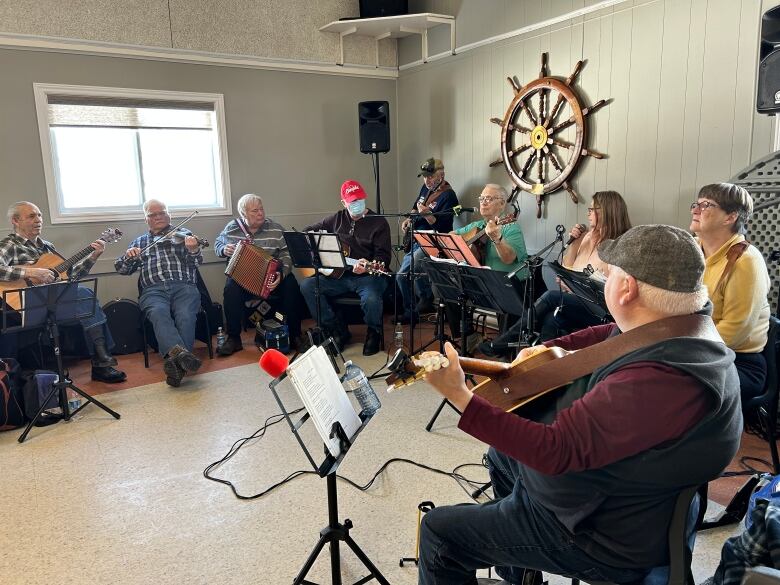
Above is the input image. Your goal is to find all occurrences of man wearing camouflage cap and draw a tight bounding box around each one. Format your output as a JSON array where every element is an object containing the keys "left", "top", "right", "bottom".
[{"left": 416, "top": 224, "right": 742, "bottom": 585}]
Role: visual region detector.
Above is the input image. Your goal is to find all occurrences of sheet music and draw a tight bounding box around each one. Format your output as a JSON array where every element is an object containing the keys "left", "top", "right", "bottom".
[{"left": 286, "top": 345, "right": 361, "bottom": 457}]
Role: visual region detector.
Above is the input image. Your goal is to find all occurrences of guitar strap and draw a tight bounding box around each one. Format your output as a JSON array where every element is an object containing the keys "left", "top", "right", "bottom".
[{"left": 476, "top": 313, "right": 721, "bottom": 412}]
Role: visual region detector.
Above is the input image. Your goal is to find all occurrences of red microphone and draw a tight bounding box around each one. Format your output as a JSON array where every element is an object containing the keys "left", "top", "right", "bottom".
[{"left": 259, "top": 348, "right": 289, "bottom": 378}]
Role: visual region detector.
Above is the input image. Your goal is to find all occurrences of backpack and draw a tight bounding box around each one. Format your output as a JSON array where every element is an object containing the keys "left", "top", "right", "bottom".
[
  {"left": 0, "top": 358, "right": 25, "bottom": 431},
  {"left": 21, "top": 370, "right": 60, "bottom": 421}
]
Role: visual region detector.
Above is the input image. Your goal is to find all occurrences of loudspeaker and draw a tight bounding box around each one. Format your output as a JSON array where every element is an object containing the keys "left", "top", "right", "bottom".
[
  {"left": 757, "top": 6, "right": 780, "bottom": 113},
  {"left": 358, "top": 101, "right": 390, "bottom": 154},
  {"left": 359, "top": 0, "right": 408, "bottom": 19}
]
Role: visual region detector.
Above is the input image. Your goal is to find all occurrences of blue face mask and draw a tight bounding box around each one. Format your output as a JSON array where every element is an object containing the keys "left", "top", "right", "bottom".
[{"left": 347, "top": 199, "right": 366, "bottom": 216}]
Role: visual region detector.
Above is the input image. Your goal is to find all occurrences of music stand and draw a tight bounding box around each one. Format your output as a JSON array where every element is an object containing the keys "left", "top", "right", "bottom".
[
  {"left": 547, "top": 261, "right": 611, "bottom": 324},
  {"left": 267, "top": 343, "right": 390, "bottom": 585},
  {"left": 420, "top": 260, "right": 527, "bottom": 431},
  {"left": 284, "top": 231, "right": 349, "bottom": 349},
  {"left": 2, "top": 279, "right": 121, "bottom": 443}
]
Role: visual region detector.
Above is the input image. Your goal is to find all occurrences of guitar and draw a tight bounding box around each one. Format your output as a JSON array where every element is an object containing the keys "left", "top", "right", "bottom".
[
  {"left": 0, "top": 228, "right": 123, "bottom": 311},
  {"left": 385, "top": 345, "right": 570, "bottom": 413},
  {"left": 299, "top": 245, "right": 391, "bottom": 279},
  {"left": 462, "top": 212, "right": 518, "bottom": 265}
]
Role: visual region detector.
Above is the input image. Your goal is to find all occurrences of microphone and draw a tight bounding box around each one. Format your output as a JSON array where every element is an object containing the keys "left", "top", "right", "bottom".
[
  {"left": 565, "top": 223, "right": 588, "bottom": 246},
  {"left": 453, "top": 205, "right": 476, "bottom": 216},
  {"left": 259, "top": 349, "right": 289, "bottom": 378}
]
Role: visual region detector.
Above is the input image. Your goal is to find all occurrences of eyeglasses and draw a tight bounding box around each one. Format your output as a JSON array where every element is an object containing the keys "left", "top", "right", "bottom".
[
  {"left": 478, "top": 196, "right": 503, "bottom": 204},
  {"left": 587, "top": 207, "right": 601, "bottom": 214},
  {"left": 146, "top": 211, "right": 169, "bottom": 218},
  {"left": 690, "top": 201, "right": 720, "bottom": 211}
]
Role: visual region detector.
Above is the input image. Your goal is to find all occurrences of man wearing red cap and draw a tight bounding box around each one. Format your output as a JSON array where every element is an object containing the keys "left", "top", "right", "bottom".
[{"left": 300, "top": 180, "right": 391, "bottom": 356}]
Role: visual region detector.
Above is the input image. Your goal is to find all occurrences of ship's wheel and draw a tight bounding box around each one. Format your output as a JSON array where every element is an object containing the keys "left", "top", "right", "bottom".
[{"left": 490, "top": 53, "right": 610, "bottom": 218}]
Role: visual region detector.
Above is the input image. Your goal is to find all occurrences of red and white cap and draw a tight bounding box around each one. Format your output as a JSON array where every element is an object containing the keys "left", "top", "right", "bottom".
[{"left": 340, "top": 180, "right": 367, "bottom": 203}]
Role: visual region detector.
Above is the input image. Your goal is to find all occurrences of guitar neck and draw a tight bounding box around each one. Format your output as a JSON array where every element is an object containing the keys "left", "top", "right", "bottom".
[
  {"left": 54, "top": 245, "right": 96, "bottom": 274},
  {"left": 458, "top": 356, "right": 511, "bottom": 378}
]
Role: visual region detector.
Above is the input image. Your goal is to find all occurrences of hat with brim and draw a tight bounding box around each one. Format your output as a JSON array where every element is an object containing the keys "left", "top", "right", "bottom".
[{"left": 418, "top": 158, "right": 445, "bottom": 177}]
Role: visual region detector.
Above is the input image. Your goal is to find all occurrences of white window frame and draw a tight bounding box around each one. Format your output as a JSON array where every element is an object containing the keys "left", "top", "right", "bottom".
[{"left": 33, "top": 83, "right": 233, "bottom": 224}]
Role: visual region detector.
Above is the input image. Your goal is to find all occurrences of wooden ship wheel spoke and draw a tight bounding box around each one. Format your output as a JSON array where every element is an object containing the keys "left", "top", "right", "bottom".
[{"left": 490, "top": 53, "right": 611, "bottom": 218}]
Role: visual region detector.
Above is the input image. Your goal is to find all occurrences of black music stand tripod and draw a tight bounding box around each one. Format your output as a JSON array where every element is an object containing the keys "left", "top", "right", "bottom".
[
  {"left": 421, "top": 261, "right": 526, "bottom": 432},
  {"left": 268, "top": 349, "right": 390, "bottom": 585},
  {"left": 2, "top": 279, "right": 121, "bottom": 443}
]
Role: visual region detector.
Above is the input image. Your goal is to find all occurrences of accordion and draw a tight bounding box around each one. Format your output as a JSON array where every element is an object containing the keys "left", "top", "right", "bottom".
[{"left": 225, "top": 240, "right": 282, "bottom": 299}]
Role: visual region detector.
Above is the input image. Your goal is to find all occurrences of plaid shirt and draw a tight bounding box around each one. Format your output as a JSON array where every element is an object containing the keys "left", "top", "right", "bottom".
[
  {"left": 114, "top": 228, "right": 203, "bottom": 290},
  {"left": 0, "top": 233, "right": 95, "bottom": 282}
]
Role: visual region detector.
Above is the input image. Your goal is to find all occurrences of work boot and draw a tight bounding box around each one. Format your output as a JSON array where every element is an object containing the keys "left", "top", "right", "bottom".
[
  {"left": 87, "top": 328, "right": 118, "bottom": 367},
  {"left": 163, "top": 355, "right": 185, "bottom": 387},
  {"left": 362, "top": 327, "right": 381, "bottom": 356},
  {"left": 91, "top": 366, "right": 127, "bottom": 383},
  {"left": 168, "top": 344, "right": 202, "bottom": 373},
  {"left": 217, "top": 336, "right": 243, "bottom": 357}
]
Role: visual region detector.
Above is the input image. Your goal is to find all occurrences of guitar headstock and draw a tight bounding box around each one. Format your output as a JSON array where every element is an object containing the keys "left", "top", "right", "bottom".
[
  {"left": 365, "top": 260, "right": 390, "bottom": 277},
  {"left": 385, "top": 349, "right": 449, "bottom": 391},
  {"left": 99, "top": 228, "right": 123, "bottom": 244}
]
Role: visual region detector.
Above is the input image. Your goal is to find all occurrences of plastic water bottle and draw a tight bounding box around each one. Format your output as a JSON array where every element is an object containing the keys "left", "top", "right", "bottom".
[
  {"left": 216, "top": 327, "right": 226, "bottom": 350},
  {"left": 341, "top": 360, "right": 381, "bottom": 416},
  {"left": 66, "top": 386, "right": 82, "bottom": 420},
  {"left": 394, "top": 323, "right": 404, "bottom": 351}
]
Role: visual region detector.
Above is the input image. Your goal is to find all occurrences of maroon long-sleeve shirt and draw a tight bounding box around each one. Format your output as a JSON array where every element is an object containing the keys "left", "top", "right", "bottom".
[{"left": 458, "top": 324, "right": 713, "bottom": 475}]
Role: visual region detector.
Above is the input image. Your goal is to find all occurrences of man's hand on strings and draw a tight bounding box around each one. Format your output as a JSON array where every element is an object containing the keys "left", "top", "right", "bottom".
[
  {"left": 485, "top": 217, "right": 502, "bottom": 241},
  {"left": 421, "top": 342, "right": 473, "bottom": 412},
  {"left": 352, "top": 259, "right": 368, "bottom": 275}
]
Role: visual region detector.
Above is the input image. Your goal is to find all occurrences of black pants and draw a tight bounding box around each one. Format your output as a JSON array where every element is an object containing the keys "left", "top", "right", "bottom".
[
  {"left": 222, "top": 273, "right": 303, "bottom": 339},
  {"left": 734, "top": 351, "right": 767, "bottom": 405}
]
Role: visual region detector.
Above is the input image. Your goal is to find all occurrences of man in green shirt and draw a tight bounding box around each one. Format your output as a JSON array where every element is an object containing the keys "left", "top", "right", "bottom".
[{"left": 446, "top": 184, "right": 529, "bottom": 350}]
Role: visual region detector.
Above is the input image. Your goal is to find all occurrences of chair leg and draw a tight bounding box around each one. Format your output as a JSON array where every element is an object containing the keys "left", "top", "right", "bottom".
[
  {"left": 142, "top": 319, "right": 150, "bottom": 369},
  {"left": 768, "top": 418, "right": 780, "bottom": 475},
  {"left": 204, "top": 313, "right": 213, "bottom": 359}
]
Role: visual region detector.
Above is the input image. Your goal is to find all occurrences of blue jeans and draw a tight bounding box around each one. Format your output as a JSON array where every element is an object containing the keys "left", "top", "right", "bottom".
[
  {"left": 300, "top": 273, "right": 387, "bottom": 330},
  {"left": 396, "top": 244, "right": 433, "bottom": 312},
  {"left": 417, "top": 447, "right": 646, "bottom": 585},
  {"left": 139, "top": 281, "right": 201, "bottom": 356}
]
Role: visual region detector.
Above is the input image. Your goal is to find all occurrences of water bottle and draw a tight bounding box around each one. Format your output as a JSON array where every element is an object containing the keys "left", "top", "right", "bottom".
[
  {"left": 341, "top": 360, "right": 381, "bottom": 416},
  {"left": 66, "top": 386, "right": 82, "bottom": 420},
  {"left": 216, "top": 327, "right": 226, "bottom": 350},
  {"left": 393, "top": 323, "right": 404, "bottom": 351}
]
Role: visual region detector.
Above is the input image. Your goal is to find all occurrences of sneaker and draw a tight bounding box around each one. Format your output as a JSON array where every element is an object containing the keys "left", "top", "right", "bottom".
[
  {"left": 362, "top": 327, "right": 381, "bottom": 356},
  {"left": 169, "top": 345, "right": 202, "bottom": 373},
  {"left": 217, "top": 336, "right": 243, "bottom": 357},
  {"left": 163, "top": 356, "right": 185, "bottom": 387}
]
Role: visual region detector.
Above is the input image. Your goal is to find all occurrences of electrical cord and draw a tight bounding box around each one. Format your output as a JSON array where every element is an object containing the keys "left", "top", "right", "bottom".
[{"left": 203, "top": 413, "right": 492, "bottom": 502}]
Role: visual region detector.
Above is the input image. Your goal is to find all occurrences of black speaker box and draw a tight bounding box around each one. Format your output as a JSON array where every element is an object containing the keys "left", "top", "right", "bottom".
[
  {"left": 758, "top": 6, "right": 780, "bottom": 113},
  {"left": 359, "top": 0, "right": 408, "bottom": 19},
  {"left": 358, "top": 101, "right": 390, "bottom": 154}
]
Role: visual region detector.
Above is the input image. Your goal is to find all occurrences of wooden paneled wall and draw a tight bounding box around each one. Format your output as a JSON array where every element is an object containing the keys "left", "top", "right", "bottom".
[{"left": 397, "top": 0, "right": 777, "bottom": 252}]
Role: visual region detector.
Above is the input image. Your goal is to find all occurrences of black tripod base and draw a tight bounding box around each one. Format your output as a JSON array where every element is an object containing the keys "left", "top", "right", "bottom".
[
  {"left": 18, "top": 377, "right": 120, "bottom": 443},
  {"left": 425, "top": 398, "right": 461, "bottom": 432},
  {"left": 294, "top": 518, "right": 390, "bottom": 585},
  {"left": 699, "top": 474, "right": 761, "bottom": 530}
]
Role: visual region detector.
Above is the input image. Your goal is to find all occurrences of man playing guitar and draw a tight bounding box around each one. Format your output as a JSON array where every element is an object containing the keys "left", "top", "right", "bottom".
[
  {"left": 0, "top": 201, "right": 126, "bottom": 383},
  {"left": 299, "top": 180, "right": 391, "bottom": 356},
  {"left": 417, "top": 225, "right": 742, "bottom": 585}
]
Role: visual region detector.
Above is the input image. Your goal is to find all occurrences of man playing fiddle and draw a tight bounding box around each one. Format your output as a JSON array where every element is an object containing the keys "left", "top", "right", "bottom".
[
  {"left": 115, "top": 199, "right": 203, "bottom": 387},
  {"left": 214, "top": 193, "right": 303, "bottom": 356}
]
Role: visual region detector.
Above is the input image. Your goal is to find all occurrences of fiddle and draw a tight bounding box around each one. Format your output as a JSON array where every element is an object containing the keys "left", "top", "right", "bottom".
[{"left": 161, "top": 230, "right": 210, "bottom": 248}]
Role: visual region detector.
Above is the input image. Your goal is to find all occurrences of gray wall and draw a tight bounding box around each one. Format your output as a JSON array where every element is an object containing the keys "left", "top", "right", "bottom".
[
  {"left": 397, "top": 0, "right": 778, "bottom": 253},
  {"left": 0, "top": 47, "right": 398, "bottom": 302},
  {"left": 0, "top": 0, "right": 397, "bottom": 67}
]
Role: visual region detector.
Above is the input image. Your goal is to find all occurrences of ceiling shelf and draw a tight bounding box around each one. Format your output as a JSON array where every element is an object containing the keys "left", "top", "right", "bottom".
[{"left": 320, "top": 13, "right": 455, "bottom": 68}]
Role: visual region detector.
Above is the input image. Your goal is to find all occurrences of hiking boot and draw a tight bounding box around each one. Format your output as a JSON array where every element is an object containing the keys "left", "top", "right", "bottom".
[
  {"left": 169, "top": 345, "right": 202, "bottom": 373},
  {"left": 163, "top": 355, "right": 185, "bottom": 387}
]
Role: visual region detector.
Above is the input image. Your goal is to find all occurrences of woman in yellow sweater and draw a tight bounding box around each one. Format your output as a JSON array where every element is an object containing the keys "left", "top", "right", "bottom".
[{"left": 690, "top": 182, "right": 771, "bottom": 403}]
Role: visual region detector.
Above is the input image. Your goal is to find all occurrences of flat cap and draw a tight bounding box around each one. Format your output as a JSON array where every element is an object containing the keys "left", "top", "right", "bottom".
[{"left": 597, "top": 224, "right": 705, "bottom": 293}]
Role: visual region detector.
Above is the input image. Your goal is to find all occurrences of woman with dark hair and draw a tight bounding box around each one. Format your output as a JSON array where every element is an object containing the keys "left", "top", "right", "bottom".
[
  {"left": 480, "top": 191, "right": 632, "bottom": 356},
  {"left": 691, "top": 182, "right": 771, "bottom": 403}
]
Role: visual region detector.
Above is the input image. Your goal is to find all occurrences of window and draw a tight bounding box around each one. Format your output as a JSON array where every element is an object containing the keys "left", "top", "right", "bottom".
[{"left": 33, "top": 84, "right": 232, "bottom": 223}]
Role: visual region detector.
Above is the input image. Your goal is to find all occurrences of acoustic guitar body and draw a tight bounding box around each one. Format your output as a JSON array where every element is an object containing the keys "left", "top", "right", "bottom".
[{"left": 0, "top": 252, "right": 66, "bottom": 311}]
